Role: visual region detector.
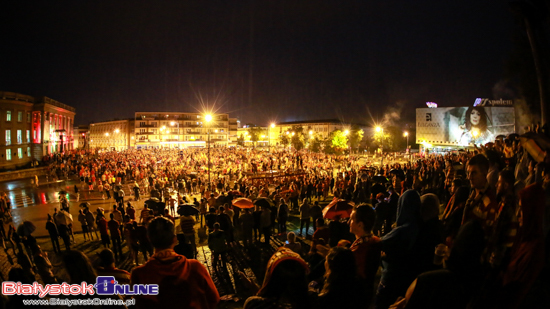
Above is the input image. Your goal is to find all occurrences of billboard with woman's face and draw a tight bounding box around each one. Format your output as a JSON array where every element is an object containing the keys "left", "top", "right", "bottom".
[{"left": 416, "top": 106, "right": 515, "bottom": 146}]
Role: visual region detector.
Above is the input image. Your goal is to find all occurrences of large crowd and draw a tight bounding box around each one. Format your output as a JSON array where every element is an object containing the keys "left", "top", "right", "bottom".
[{"left": 1, "top": 130, "right": 549, "bottom": 308}]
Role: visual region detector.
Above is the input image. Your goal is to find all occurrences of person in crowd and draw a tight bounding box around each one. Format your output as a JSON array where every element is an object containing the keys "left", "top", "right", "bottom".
[
  {"left": 441, "top": 179, "right": 469, "bottom": 245},
  {"left": 84, "top": 207, "right": 99, "bottom": 240},
  {"left": 240, "top": 208, "right": 254, "bottom": 247},
  {"left": 124, "top": 220, "right": 140, "bottom": 266},
  {"left": 31, "top": 244, "right": 57, "bottom": 284},
  {"left": 134, "top": 221, "right": 153, "bottom": 261},
  {"left": 97, "top": 213, "right": 110, "bottom": 248},
  {"left": 78, "top": 209, "right": 91, "bottom": 242},
  {"left": 284, "top": 232, "right": 302, "bottom": 256},
  {"left": 299, "top": 198, "right": 311, "bottom": 237},
  {"left": 499, "top": 183, "right": 546, "bottom": 309},
  {"left": 260, "top": 204, "right": 272, "bottom": 244},
  {"left": 140, "top": 204, "right": 151, "bottom": 224},
  {"left": 131, "top": 217, "right": 219, "bottom": 309},
  {"left": 416, "top": 194, "right": 444, "bottom": 274},
  {"left": 208, "top": 222, "right": 229, "bottom": 269},
  {"left": 96, "top": 248, "right": 131, "bottom": 285},
  {"left": 317, "top": 247, "right": 363, "bottom": 309},
  {"left": 45, "top": 214, "right": 61, "bottom": 253},
  {"left": 54, "top": 208, "right": 72, "bottom": 251},
  {"left": 243, "top": 247, "right": 312, "bottom": 309},
  {"left": 174, "top": 234, "right": 194, "bottom": 259},
  {"left": 108, "top": 213, "right": 123, "bottom": 261},
  {"left": 377, "top": 190, "right": 422, "bottom": 309},
  {"left": 277, "top": 200, "right": 289, "bottom": 235},
  {"left": 349, "top": 204, "right": 382, "bottom": 307},
  {"left": 373, "top": 192, "right": 390, "bottom": 236},
  {"left": 309, "top": 201, "right": 323, "bottom": 231},
  {"left": 180, "top": 209, "right": 197, "bottom": 258},
  {"left": 388, "top": 221, "right": 486, "bottom": 309},
  {"left": 462, "top": 154, "right": 499, "bottom": 264},
  {"left": 205, "top": 207, "right": 217, "bottom": 231},
  {"left": 61, "top": 250, "right": 127, "bottom": 308}
]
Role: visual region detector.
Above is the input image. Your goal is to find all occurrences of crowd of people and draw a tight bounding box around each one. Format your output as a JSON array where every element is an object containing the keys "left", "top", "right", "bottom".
[{"left": 1, "top": 132, "right": 549, "bottom": 308}]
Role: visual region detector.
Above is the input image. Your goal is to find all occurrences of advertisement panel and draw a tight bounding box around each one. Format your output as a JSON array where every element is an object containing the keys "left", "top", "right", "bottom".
[{"left": 416, "top": 106, "right": 515, "bottom": 146}]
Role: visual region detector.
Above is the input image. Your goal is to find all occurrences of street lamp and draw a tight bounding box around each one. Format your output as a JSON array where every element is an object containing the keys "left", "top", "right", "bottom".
[
  {"left": 403, "top": 131, "right": 409, "bottom": 149},
  {"left": 270, "top": 123, "right": 275, "bottom": 152},
  {"left": 205, "top": 113, "right": 213, "bottom": 191}
]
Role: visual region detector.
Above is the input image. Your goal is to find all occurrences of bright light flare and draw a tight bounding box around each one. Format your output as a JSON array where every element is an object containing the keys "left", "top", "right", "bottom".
[
  {"left": 205, "top": 114, "right": 212, "bottom": 122},
  {"left": 403, "top": 131, "right": 408, "bottom": 137},
  {"left": 375, "top": 126, "right": 382, "bottom": 133},
  {"left": 472, "top": 128, "right": 480, "bottom": 138},
  {"left": 271, "top": 123, "right": 275, "bottom": 128}
]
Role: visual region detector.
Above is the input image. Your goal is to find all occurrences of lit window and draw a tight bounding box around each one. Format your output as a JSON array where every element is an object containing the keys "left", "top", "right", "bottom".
[
  {"left": 17, "top": 130, "right": 22, "bottom": 144},
  {"left": 6, "top": 150, "right": 11, "bottom": 161},
  {"left": 18, "top": 148, "right": 22, "bottom": 159},
  {"left": 26, "top": 130, "right": 30, "bottom": 143},
  {"left": 5, "top": 130, "right": 11, "bottom": 145},
  {"left": 27, "top": 147, "right": 31, "bottom": 157},
  {"left": 6, "top": 111, "right": 11, "bottom": 122},
  {"left": 17, "top": 111, "right": 22, "bottom": 122}
]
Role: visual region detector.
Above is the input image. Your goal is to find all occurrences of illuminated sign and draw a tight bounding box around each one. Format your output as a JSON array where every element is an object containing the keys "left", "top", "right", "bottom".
[
  {"left": 426, "top": 102, "right": 438, "bottom": 108},
  {"left": 474, "top": 98, "right": 513, "bottom": 107}
]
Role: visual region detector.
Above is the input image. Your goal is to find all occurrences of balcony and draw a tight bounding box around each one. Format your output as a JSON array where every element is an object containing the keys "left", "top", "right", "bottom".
[
  {"left": 136, "top": 132, "right": 154, "bottom": 135},
  {"left": 186, "top": 130, "right": 201, "bottom": 134},
  {"left": 139, "top": 124, "right": 156, "bottom": 128}
]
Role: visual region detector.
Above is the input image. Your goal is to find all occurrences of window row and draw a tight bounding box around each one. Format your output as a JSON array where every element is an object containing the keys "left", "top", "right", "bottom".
[
  {"left": 5, "top": 147, "right": 31, "bottom": 160},
  {"left": 5, "top": 130, "right": 31, "bottom": 145},
  {"left": 5, "top": 111, "right": 31, "bottom": 122}
]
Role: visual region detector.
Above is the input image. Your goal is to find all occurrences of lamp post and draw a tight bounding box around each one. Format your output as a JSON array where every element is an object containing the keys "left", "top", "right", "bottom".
[
  {"left": 375, "top": 126, "right": 383, "bottom": 167},
  {"left": 270, "top": 123, "right": 275, "bottom": 152},
  {"left": 170, "top": 121, "right": 180, "bottom": 147},
  {"left": 404, "top": 131, "right": 409, "bottom": 164},
  {"left": 205, "top": 114, "right": 213, "bottom": 191}
]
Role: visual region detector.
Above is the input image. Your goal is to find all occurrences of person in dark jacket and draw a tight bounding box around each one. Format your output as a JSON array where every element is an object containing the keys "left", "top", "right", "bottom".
[
  {"left": 377, "top": 190, "right": 422, "bottom": 309},
  {"left": 45, "top": 215, "right": 61, "bottom": 253},
  {"left": 208, "top": 223, "right": 228, "bottom": 269}
]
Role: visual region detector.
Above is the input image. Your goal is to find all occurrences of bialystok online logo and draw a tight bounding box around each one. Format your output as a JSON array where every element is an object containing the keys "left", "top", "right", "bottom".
[{"left": 2, "top": 276, "right": 159, "bottom": 298}]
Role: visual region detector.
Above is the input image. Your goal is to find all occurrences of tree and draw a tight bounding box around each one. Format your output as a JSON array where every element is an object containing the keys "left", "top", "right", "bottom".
[
  {"left": 237, "top": 134, "right": 245, "bottom": 147},
  {"left": 349, "top": 126, "right": 364, "bottom": 152},
  {"left": 310, "top": 136, "right": 323, "bottom": 152},
  {"left": 330, "top": 130, "right": 349, "bottom": 153},
  {"left": 290, "top": 125, "right": 305, "bottom": 150},
  {"left": 249, "top": 127, "right": 262, "bottom": 148}
]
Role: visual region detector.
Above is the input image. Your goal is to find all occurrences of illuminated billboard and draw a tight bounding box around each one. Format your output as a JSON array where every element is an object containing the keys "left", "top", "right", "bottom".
[{"left": 416, "top": 106, "right": 515, "bottom": 146}]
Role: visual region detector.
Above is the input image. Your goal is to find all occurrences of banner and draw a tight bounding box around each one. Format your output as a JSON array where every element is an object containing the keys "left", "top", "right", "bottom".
[{"left": 416, "top": 106, "right": 515, "bottom": 146}]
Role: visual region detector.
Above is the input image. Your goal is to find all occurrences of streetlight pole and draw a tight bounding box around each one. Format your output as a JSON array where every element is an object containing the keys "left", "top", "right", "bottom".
[
  {"left": 404, "top": 131, "right": 409, "bottom": 165},
  {"left": 270, "top": 123, "right": 275, "bottom": 153},
  {"left": 205, "top": 114, "right": 213, "bottom": 192}
]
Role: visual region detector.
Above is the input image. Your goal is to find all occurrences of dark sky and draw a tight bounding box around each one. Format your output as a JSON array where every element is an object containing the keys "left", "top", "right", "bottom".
[{"left": 0, "top": 1, "right": 516, "bottom": 127}]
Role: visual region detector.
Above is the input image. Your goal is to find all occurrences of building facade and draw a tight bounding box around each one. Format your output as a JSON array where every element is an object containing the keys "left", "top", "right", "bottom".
[
  {"left": 0, "top": 92, "right": 75, "bottom": 170},
  {"left": 88, "top": 119, "right": 135, "bottom": 151},
  {"left": 134, "top": 112, "right": 229, "bottom": 149}
]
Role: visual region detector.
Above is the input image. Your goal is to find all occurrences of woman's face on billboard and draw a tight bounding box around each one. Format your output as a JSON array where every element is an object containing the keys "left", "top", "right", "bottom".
[{"left": 470, "top": 109, "right": 481, "bottom": 126}]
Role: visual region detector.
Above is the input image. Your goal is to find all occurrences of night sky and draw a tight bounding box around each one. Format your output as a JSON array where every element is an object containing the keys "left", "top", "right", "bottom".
[{"left": 0, "top": 1, "right": 516, "bottom": 127}]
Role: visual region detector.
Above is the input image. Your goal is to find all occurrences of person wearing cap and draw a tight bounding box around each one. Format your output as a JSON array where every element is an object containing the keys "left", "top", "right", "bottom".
[{"left": 131, "top": 217, "right": 219, "bottom": 309}]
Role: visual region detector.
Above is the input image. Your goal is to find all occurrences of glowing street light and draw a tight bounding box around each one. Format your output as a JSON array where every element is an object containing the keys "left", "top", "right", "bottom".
[
  {"left": 204, "top": 113, "right": 213, "bottom": 191},
  {"left": 403, "top": 131, "right": 409, "bottom": 152},
  {"left": 344, "top": 129, "right": 349, "bottom": 135},
  {"left": 375, "top": 126, "right": 382, "bottom": 133}
]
